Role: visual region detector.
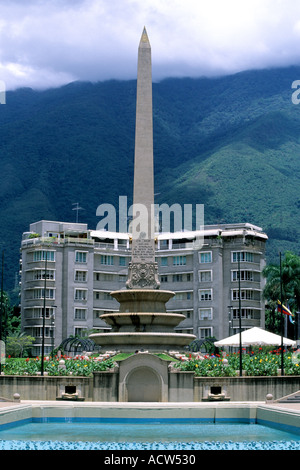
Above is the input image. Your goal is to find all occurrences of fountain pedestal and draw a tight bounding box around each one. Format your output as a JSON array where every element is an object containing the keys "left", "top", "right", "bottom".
[{"left": 90, "top": 289, "right": 195, "bottom": 352}]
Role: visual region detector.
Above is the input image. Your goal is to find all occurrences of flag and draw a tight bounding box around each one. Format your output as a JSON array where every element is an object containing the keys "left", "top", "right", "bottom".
[
  {"left": 289, "top": 313, "right": 295, "bottom": 324},
  {"left": 287, "top": 304, "right": 295, "bottom": 324},
  {"left": 277, "top": 300, "right": 292, "bottom": 316}
]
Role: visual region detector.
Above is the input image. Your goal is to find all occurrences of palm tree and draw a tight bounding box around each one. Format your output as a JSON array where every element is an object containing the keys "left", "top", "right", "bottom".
[{"left": 263, "top": 251, "right": 300, "bottom": 334}]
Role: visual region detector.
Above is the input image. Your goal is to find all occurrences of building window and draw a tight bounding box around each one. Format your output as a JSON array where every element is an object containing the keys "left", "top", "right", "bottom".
[
  {"left": 232, "top": 252, "right": 254, "bottom": 263},
  {"left": 95, "top": 291, "right": 112, "bottom": 300},
  {"left": 174, "top": 291, "right": 193, "bottom": 300},
  {"left": 160, "top": 275, "right": 168, "bottom": 283},
  {"left": 198, "top": 270, "right": 212, "bottom": 282},
  {"left": 199, "top": 308, "right": 213, "bottom": 320},
  {"left": 75, "top": 289, "right": 87, "bottom": 301},
  {"left": 74, "top": 327, "right": 86, "bottom": 337},
  {"left": 198, "top": 327, "right": 213, "bottom": 339},
  {"left": 74, "top": 308, "right": 87, "bottom": 320},
  {"left": 95, "top": 272, "right": 114, "bottom": 282},
  {"left": 101, "top": 255, "right": 114, "bottom": 265},
  {"left": 173, "top": 256, "right": 186, "bottom": 266},
  {"left": 29, "top": 307, "right": 55, "bottom": 318},
  {"left": 160, "top": 257, "right": 168, "bottom": 266},
  {"left": 199, "top": 252, "right": 212, "bottom": 263},
  {"left": 33, "top": 288, "right": 55, "bottom": 299},
  {"left": 232, "top": 289, "right": 254, "bottom": 300},
  {"left": 232, "top": 270, "right": 254, "bottom": 282},
  {"left": 119, "top": 257, "right": 126, "bottom": 266},
  {"left": 160, "top": 240, "right": 168, "bottom": 249},
  {"left": 232, "top": 308, "right": 254, "bottom": 319},
  {"left": 75, "top": 251, "right": 87, "bottom": 263},
  {"left": 173, "top": 274, "right": 183, "bottom": 282},
  {"left": 198, "top": 289, "right": 212, "bottom": 301},
  {"left": 75, "top": 271, "right": 87, "bottom": 282},
  {"left": 33, "top": 269, "right": 55, "bottom": 280},
  {"left": 32, "top": 327, "right": 53, "bottom": 338},
  {"left": 33, "top": 250, "right": 55, "bottom": 262}
]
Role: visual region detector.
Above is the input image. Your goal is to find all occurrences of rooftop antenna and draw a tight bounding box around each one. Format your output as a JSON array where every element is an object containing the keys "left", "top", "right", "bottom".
[{"left": 72, "top": 203, "right": 84, "bottom": 223}]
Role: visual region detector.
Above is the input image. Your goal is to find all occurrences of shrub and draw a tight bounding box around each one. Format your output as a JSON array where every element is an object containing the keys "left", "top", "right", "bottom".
[
  {"left": 1, "top": 356, "right": 116, "bottom": 376},
  {"left": 175, "top": 350, "right": 300, "bottom": 377}
]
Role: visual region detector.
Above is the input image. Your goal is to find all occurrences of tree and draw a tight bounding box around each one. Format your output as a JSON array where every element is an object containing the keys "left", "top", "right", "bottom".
[
  {"left": 5, "top": 332, "right": 35, "bottom": 358},
  {"left": 263, "top": 251, "right": 300, "bottom": 335},
  {"left": 0, "top": 292, "right": 21, "bottom": 338}
]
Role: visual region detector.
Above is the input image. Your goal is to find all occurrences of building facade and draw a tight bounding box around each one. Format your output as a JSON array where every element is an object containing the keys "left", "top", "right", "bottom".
[{"left": 20, "top": 220, "right": 268, "bottom": 355}]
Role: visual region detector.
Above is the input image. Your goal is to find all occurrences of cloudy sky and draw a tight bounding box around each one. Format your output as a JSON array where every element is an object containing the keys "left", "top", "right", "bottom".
[{"left": 1, "top": 0, "right": 300, "bottom": 90}]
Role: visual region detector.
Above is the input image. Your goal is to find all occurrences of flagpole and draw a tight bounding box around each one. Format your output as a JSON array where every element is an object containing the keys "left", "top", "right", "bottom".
[{"left": 280, "top": 252, "right": 284, "bottom": 376}]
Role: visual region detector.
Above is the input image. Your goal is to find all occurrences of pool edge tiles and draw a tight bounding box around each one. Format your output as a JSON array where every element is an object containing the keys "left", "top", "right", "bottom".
[
  {"left": 0, "top": 404, "right": 32, "bottom": 428},
  {"left": 257, "top": 405, "right": 300, "bottom": 436},
  {"left": 29, "top": 402, "right": 216, "bottom": 423},
  {"left": 29, "top": 401, "right": 260, "bottom": 423}
]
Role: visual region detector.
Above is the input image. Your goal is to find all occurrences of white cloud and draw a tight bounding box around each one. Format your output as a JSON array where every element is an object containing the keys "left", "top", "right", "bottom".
[{"left": 0, "top": 0, "right": 300, "bottom": 89}]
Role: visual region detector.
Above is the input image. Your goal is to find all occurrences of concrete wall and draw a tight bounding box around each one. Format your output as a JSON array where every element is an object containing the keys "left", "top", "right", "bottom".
[
  {"left": 1, "top": 372, "right": 300, "bottom": 403},
  {"left": 0, "top": 375, "right": 93, "bottom": 401},
  {"left": 168, "top": 370, "right": 194, "bottom": 402},
  {"left": 194, "top": 376, "right": 300, "bottom": 402},
  {"left": 93, "top": 370, "right": 119, "bottom": 402}
]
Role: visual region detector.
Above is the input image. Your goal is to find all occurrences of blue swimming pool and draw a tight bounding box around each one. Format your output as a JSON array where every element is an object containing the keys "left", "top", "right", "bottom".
[{"left": 0, "top": 420, "right": 300, "bottom": 450}]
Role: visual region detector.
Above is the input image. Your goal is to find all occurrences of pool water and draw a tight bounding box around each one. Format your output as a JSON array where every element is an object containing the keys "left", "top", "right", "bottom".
[{"left": 0, "top": 421, "right": 300, "bottom": 450}]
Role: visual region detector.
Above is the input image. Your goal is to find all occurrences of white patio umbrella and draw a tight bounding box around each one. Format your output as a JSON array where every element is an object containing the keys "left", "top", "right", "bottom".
[{"left": 214, "top": 327, "right": 296, "bottom": 348}]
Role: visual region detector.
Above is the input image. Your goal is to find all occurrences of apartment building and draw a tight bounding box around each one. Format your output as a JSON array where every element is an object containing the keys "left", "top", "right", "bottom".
[{"left": 20, "top": 220, "right": 268, "bottom": 355}]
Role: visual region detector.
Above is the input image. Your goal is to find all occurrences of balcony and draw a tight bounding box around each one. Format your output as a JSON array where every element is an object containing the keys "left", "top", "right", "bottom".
[{"left": 22, "top": 236, "right": 94, "bottom": 247}]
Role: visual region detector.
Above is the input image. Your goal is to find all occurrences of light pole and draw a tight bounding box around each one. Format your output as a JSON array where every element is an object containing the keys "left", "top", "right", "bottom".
[
  {"left": 297, "top": 311, "right": 300, "bottom": 346},
  {"left": 51, "top": 308, "right": 56, "bottom": 359},
  {"left": 280, "top": 252, "right": 284, "bottom": 376},
  {"left": 228, "top": 305, "right": 232, "bottom": 336}
]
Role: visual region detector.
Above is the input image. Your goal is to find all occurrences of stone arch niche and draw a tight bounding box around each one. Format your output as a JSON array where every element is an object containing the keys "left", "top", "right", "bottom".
[
  {"left": 127, "top": 366, "right": 161, "bottom": 402},
  {"left": 118, "top": 353, "right": 170, "bottom": 402}
]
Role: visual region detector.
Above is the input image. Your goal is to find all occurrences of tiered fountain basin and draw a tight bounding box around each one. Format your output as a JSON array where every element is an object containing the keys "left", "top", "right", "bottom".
[{"left": 90, "top": 289, "right": 196, "bottom": 352}]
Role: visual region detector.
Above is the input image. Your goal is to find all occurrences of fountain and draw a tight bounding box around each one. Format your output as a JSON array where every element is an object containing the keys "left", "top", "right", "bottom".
[{"left": 90, "top": 28, "right": 195, "bottom": 354}]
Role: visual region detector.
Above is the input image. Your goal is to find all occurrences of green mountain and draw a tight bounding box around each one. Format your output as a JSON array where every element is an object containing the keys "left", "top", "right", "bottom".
[{"left": 0, "top": 66, "right": 300, "bottom": 296}]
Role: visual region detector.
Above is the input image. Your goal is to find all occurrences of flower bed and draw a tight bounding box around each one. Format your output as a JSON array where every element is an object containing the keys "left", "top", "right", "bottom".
[
  {"left": 1, "top": 356, "right": 116, "bottom": 377},
  {"left": 2, "top": 349, "right": 300, "bottom": 377},
  {"left": 175, "top": 349, "right": 300, "bottom": 377}
]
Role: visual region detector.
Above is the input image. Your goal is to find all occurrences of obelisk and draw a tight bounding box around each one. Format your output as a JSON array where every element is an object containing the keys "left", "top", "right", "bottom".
[
  {"left": 90, "top": 28, "right": 196, "bottom": 351},
  {"left": 126, "top": 27, "right": 160, "bottom": 290}
]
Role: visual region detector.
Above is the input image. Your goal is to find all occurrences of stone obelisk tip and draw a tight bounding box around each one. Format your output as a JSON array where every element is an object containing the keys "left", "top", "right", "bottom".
[{"left": 140, "top": 27, "right": 150, "bottom": 46}]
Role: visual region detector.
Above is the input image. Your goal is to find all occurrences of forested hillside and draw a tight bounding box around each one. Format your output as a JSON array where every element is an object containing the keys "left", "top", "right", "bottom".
[{"left": 1, "top": 66, "right": 300, "bottom": 296}]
